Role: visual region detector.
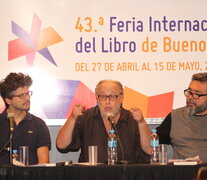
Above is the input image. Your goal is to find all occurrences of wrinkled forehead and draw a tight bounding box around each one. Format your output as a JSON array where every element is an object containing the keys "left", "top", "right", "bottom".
[{"left": 96, "top": 81, "right": 122, "bottom": 94}]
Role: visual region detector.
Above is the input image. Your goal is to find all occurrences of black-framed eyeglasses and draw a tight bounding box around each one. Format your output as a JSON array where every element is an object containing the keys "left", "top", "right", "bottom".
[
  {"left": 184, "top": 89, "right": 207, "bottom": 99},
  {"left": 97, "top": 93, "right": 123, "bottom": 101},
  {"left": 12, "top": 91, "right": 33, "bottom": 99}
]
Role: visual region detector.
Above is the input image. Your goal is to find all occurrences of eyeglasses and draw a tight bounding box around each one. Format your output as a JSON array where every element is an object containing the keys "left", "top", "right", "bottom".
[
  {"left": 12, "top": 91, "right": 33, "bottom": 99},
  {"left": 184, "top": 89, "right": 207, "bottom": 99},
  {"left": 97, "top": 93, "right": 123, "bottom": 101}
]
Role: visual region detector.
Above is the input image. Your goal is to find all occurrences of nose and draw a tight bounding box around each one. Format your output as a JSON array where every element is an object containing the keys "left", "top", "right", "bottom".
[
  {"left": 186, "top": 95, "right": 196, "bottom": 104},
  {"left": 105, "top": 97, "right": 111, "bottom": 104}
]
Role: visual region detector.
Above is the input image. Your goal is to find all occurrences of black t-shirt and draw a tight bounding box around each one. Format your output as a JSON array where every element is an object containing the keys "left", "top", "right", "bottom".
[
  {"left": 156, "top": 113, "right": 172, "bottom": 144},
  {"left": 57, "top": 106, "right": 150, "bottom": 163},
  {"left": 0, "top": 110, "right": 51, "bottom": 165}
]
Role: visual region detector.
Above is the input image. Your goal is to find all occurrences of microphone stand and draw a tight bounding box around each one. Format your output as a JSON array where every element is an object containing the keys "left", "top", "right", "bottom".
[
  {"left": 108, "top": 115, "right": 127, "bottom": 180},
  {"left": 109, "top": 121, "right": 127, "bottom": 165},
  {"left": 9, "top": 133, "right": 13, "bottom": 165},
  {"left": 7, "top": 113, "right": 14, "bottom": 165}
]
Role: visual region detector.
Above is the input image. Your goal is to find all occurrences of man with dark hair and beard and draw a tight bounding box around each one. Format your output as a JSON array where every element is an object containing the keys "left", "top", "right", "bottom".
[{"left": 156, "top": 72, "right": 207, "bottom": 162}]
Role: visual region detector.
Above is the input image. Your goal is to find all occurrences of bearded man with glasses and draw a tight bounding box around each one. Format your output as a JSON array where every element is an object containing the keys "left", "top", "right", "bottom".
[
  {"left": 56, "top": 79, "right": 151, "bottom": 163},
  {"left": 0, "top": 72, "right": 51, "bottom": 165},
  {"left": 156, "top": 72, "right": 207, "bottom": 162}
]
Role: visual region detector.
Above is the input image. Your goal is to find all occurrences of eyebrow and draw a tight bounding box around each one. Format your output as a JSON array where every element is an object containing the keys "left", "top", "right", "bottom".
[
  {"left": 188, "top": 88, "right": 202, "bottom": 93},
  {"left": 99, "top": 92, "right": 122, "bottom": 95}
]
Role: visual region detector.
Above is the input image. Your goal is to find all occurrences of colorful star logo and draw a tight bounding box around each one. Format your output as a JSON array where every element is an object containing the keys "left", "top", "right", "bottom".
[{"left": 8, "top": 13, "right": 63, "bottom": 66}]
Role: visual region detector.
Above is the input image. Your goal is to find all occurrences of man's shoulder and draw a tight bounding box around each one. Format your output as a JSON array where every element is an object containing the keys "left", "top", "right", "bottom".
[
  {"left": 120, "top": 108, "right": 134, "bottom": 122},
  {"left": 120, "top": 107, "right": 130, "bottom": 113},
  {"left": 0, "top": 110, "right": 7, "bottom": 121},
  {"left": 171, "top": 106, "right": 188, "bottom": 124},
  {"left": 121, "top": 107, "right": 132, "bottom": 115},
  {"left": 84, "top": 106, "right": 99, "bottom": 116},
  {"left": 0, "top": 112, "right": 4, "bottom": 119},
  {"left": 172, "top": 106, "right": 186, "bottom": 114},
  {"left": 86, "top": 106, "right": 97, "bottom": 112},
  {"left": 0, "top": 109, "right": 6, "bottom": 116},
  {"left": 26, "top": 112, "right": 47, "bottom": 125}
]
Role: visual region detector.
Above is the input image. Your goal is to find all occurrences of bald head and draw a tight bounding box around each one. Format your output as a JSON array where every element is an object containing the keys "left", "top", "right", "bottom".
[{"left": 95, "top": 80, "right": 123, "bottom": 95}]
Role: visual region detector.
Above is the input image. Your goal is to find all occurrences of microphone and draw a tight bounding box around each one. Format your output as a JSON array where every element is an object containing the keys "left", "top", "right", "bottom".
[
  {"left": 7, "top": 113, "right": 14, "bottom": 133},
  {"left": 107, "top": 113, "right": 115, "bottom": 125}
]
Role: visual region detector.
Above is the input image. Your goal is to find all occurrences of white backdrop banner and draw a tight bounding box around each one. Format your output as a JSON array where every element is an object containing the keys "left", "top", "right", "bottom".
[{"left": 0, "top": 0, "right": 207, "bottom": 124}]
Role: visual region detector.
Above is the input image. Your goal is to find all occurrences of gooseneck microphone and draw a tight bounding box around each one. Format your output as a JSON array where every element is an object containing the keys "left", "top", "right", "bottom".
[
  {"left": 107, "top": 113, "right": 126, "bottom": 164},
  {"left": 7, "top": 113, "right": 14, "bottom": 133}
]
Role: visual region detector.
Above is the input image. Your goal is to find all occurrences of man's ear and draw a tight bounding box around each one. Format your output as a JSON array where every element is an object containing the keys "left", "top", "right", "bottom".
[
  {"left": 5, "top": 98, "right": 12, "bottom": 106},
  {"left": 95, "top": 94, "right": 99, "bottom": 101}
]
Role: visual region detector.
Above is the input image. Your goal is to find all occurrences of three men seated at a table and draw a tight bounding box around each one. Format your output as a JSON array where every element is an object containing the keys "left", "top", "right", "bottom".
[{"left": 1, "top": 72, "right": 207, "bottom": 164}]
